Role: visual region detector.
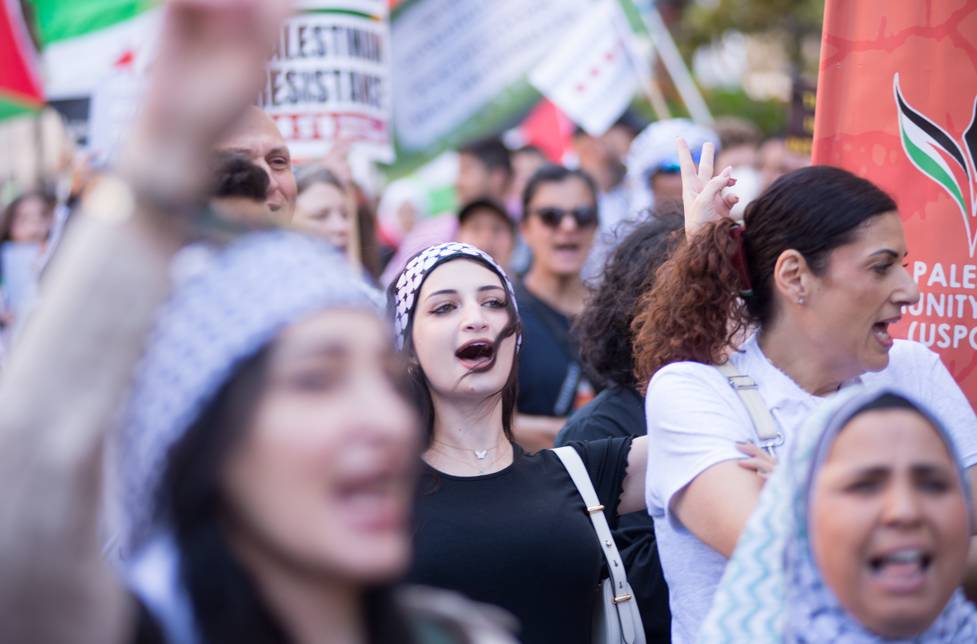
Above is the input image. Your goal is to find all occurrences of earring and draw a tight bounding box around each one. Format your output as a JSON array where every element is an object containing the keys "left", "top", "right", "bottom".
[{"left": 797, "top": 296, "right": 806, "bottom": 305}]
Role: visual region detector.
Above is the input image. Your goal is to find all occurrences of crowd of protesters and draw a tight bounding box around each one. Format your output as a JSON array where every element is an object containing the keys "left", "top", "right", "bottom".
[{"left": 1, "top": 1, "right": 976, "bottom": 644}]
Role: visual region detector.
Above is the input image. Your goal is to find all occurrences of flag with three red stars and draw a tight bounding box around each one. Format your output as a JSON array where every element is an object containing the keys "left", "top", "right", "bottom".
[{"left": 528, "top": 0, "right": 642, "bottom": 136}]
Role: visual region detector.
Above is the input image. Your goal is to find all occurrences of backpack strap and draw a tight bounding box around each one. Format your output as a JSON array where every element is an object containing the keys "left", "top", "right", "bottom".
[
  {"left": 551, "top": 446, "right": 640, "bottom": 644},
  {"left": 715, "top": 362, "right": 784, "bottom": 456}
]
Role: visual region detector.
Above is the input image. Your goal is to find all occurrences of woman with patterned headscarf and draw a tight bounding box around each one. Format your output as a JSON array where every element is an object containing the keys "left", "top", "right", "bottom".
[
  {"left": 0, "top": 2, "right": 515, "bottom": 643},
  {"left": 388, "top": 242, "right": 650, "bottom": 644},
  {"left": 701, "top": 388, "right": 977, "bottom": 643}
]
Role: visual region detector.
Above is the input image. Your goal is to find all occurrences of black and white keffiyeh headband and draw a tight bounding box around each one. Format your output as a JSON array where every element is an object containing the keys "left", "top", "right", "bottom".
[{"left": 391, "top": 242, "right": 520, "bottom": 350}]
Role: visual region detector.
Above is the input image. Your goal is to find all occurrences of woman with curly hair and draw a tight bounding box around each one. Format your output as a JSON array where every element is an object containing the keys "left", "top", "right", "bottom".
[
  {"left": 556, "top": 212, "right": 683, "bottom": 642},
  {"left": 630, "top": 142, "right": 977, "bottom": 643}
]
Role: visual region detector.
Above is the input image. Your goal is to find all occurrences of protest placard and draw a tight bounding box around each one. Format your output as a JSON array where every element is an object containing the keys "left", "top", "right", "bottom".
[
  {"left": 259, "top": 0, "right": 393, "bottom": 163},
  {"left": 388, "top": 0, "right": 590, "bottom": 173}
]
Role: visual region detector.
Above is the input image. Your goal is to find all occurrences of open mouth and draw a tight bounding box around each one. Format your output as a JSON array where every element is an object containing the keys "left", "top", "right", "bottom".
[
  {"left": 553, "top": 242, "right": 581, "bottom": 254},
  {"left": 867, "top": 548, "right": 932, "bottom": 593},
  {"left": 455, "top": 340, "right": 494, "bottom": 367},
  {"left": 872, "top": 317, "right": 899, "bottom": 349},
  {"left": 869, "top": 548, "right": 932, "bottom": 572},
  {"left": 335, "top": 471, "right": 404, "bottom": 532}
]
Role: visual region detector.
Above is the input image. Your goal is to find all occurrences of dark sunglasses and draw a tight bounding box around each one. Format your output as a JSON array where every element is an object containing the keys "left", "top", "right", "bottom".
[{"left": 531, "top": 206, "right": 599, "bottom": 229}]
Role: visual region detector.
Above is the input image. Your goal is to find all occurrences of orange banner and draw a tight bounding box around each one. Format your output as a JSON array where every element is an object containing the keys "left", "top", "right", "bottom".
[{"left": 813, "top": 1, "right": 977, "bottom": 409}]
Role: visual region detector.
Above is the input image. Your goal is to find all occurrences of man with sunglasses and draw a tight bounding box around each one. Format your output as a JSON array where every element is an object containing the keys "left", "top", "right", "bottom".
[{"left": 512, "top": 164, "right": 601, "bottom": 452}]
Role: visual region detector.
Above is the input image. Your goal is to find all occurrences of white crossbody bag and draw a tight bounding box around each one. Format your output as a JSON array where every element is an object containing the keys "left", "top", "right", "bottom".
[
  {"left": 552, "top": 446, "right": 646, "bottom": 644},
  {"left": 715, "top": 362, "right": 784, "bottom": 455}
]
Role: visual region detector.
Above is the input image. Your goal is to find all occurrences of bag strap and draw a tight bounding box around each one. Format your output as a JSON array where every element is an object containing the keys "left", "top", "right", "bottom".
[
  {"left": 715, "top": 362, "right": 783, "bottom": 455},
  {"left": 551, "top": 446, "right": 640, "bottom": 644}
]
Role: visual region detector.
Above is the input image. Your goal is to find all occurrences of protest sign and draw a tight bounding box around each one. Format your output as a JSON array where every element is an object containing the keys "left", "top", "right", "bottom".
[
  {"left": 813, "top": 1, "right": 977, "bottom": 408},
  {"left": 388, "top": 0, "right": 591, "bottom": 174},
  {"left": 259, "top": 0, "right": 393, "bottom": 163},
  {"left": 529, "top": 0, "right": 641, "bottom": 137}
]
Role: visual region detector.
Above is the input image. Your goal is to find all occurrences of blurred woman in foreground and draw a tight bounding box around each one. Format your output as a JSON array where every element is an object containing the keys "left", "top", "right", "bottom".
[{"left": 0, "top": 2, "right": 513, "bottom": 643}]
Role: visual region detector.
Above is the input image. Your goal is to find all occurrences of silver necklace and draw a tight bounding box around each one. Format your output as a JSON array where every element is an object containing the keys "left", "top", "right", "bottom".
[
  {"left": 431, "top": 438, "right": 502, "bottom": 461},
  {"left": 427, "top": 442, "right": 511, "bottom": 475}
]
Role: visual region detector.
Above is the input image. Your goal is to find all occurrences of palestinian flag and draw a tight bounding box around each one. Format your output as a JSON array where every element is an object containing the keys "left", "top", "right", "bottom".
[
  {"left": 812, "top": 1, "right": 977, "bottom": 408},
  {"left": 0, "top": 0, "right": 43, "bottom": 119},
  {"left": 893, "top": 73, "right": 976, "bottom": 250},
  {"left": 28, "top": 0, "right": 160, "bottom": 100}
]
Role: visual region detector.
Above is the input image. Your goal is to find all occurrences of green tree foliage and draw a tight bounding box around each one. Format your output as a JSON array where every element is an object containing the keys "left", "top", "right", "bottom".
[{"left": 678, "top": 0, "right": 824, "bottom": 74}]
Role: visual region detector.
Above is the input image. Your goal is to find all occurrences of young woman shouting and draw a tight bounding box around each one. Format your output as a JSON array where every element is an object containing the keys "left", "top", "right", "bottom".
[{"left": 389, "top": 242, "right": 649, "bottom": 644}]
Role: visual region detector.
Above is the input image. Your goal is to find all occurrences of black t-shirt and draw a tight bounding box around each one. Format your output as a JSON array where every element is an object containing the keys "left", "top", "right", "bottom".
[
  {"left": 130, "top": 595, "right": 167, "bottom": 644},
  {"left": 556, "top": 385, "right": 671, "bottom": 643},
  {"left": 407, "top": 438, "right": 633, "bottom": 644},
  {"left": 514, "top": 281, "right": 591, "bottom": 417}
]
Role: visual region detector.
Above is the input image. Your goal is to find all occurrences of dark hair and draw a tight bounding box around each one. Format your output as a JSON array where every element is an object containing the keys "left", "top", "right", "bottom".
[
  {"left": 575, "top": 212, "right": 683, "bottom": 389},
  {"left": 459, "top": 137, "right": 512, "bottom": 179},
  {"left": 513, "top": 144, "right": 545, "bottom": 159},
  {"left": 161, "top": 349, "right": 414, "bottom": 644},
  {"left": 0, "top": 189, "right": 55, "bottom": 242},
  {"left": 352, "top": 183, "right": 383, "bottom": 281},
  {"left": 611, "top": 109, "right": 647, "bottom": 136},
  {"left": 631, "top": 165, "right": 898, "bottom": 388},
  {"left": 457, "top": 198, "right": 514, "bottom": 233},
  {"left": 212, "top": 154, "right": 270, "bottom": 201},
  {"left": 387, "top": 256, "right": 521, "bottom": 443},
  {"left": 521, "top": 164, "right": 599, "bottom": 219}
]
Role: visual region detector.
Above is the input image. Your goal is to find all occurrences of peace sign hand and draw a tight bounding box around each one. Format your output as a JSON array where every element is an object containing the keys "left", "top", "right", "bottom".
[{"left": 677, "top": 138, "right": 739, "bottom": 238}]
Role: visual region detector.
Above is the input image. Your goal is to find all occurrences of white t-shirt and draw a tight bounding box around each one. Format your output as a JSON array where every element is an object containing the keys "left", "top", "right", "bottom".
[{"left": 644, "top": 335, "right": 977, "bottom": 644}]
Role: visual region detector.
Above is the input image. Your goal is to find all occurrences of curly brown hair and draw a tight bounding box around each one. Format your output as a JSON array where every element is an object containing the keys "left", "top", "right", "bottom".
[
  {"left": 630, "top": 217, "right": 748, "bottom": 393},
  {"left": 630, "top": 165, "right": 899, "bottom": 392}
]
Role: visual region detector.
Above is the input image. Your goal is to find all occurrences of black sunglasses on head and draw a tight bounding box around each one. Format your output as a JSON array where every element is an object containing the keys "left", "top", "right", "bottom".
[{"left": 531, "top": 206, "right": 599, "bottom": 229}]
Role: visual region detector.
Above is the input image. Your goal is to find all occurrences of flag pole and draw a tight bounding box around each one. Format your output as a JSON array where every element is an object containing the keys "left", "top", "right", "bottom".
[
  {"left": 638, "top": 4, "right": 712, "bottom": 125},
  {"left": 640, "top": 45, "right": 671, "bottom": 120}
]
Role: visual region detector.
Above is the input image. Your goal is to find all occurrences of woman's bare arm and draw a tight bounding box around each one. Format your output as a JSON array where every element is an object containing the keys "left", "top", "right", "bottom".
[
  {"left": 0, "top": 191, "right": 184, "bottom": 644},
  {"left": 618, "top": 435, "right": 648, "bottom": 514},
  {"left": 672, "top": 460, "right": 764, "bottom": 558}
]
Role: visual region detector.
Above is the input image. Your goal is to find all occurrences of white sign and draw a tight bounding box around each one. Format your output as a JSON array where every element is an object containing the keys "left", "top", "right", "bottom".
[
  {"left": 260, "top": 1, "right": 393, "bottom": 163},
  {"left": 391, "top": 0, "right": 590, "bottom": 152},
  {"left": 530, "top": 0, "right": 641, "bottom": 137}
]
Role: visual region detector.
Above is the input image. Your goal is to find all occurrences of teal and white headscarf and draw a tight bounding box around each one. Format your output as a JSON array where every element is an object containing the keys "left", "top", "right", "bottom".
[{"left": 700, "top": 387, "right": 977, "bottom": 643}]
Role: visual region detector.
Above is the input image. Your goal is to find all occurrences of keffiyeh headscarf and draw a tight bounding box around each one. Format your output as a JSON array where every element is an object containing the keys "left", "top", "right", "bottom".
[
  {"left": 389, "top": 241, "right": 520, "bottom": 351},
  {"left": 116, "top": 229, "right": 382, "bottom": 556},
  {"left": 700, "top": 387, "right": 977, "bottom": 643}
]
